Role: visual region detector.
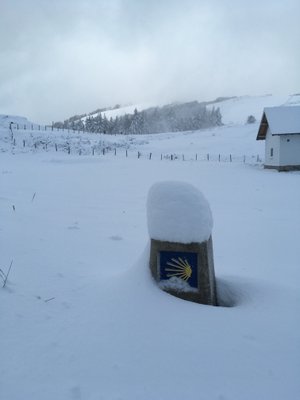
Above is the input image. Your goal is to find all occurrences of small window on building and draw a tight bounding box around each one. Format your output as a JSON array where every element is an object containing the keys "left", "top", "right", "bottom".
[{"left": 270, "top": 148, "right": 273, "bottom": 157}]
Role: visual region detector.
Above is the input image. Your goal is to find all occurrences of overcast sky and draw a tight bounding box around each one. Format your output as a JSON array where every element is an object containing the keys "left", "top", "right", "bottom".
[{"left": 1, "top": 0, "right": 299, "bottom": 123}]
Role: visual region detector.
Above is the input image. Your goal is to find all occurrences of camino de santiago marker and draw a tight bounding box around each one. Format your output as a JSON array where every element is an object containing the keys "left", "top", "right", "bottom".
[{"left": 147, "top": 181, "right": 217, "bottom": 305}]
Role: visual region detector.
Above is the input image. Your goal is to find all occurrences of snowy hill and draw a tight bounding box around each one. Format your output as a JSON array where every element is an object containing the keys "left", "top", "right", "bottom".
[
  {"left": 95, "top": 93, "right": 300, "bottom": 125},
  {"left": 2, "top": 94, "right": 299, "bottom": 159},
  {"left": 53, "top": 94, "right": 300, "bottom": 135},
  {"left": 207, "top": 93, "right": 300, "bottom": 125},
  {"left": 88, "top": 102, "right": 155, "bottom": 121},
  {"left": 1, "top": 117, "right": 262, "bottom": 161},
  {"left": 1, "top": 94, "right": 299, "bottom": 399}
]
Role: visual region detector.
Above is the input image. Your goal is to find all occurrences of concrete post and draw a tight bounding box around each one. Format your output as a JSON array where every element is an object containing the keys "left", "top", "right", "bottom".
[{"left": 147, "top": 181, "right": 217, "bottom": 305}]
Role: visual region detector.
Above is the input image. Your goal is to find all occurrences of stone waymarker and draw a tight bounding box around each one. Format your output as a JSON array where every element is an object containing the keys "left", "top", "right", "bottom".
[{"left": 147, "top": 181, "right": 217, "bottom": 305}]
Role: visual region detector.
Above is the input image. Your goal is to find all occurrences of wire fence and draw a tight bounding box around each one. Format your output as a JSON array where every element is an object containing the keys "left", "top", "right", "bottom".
[
  {"left": 2, "top": 123, "right": 263, "bottom": 164},
  {"left": 10, "top": 122, "right": 92, "bottom": 135},
  {"left": 6, "top": 133, "right": 263, "bottom": 165}
]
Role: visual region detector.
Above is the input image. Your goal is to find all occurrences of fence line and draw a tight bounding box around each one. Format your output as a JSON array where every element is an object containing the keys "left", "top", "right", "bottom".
[
  {"left": 7, "top": 135, "right": 262, "bottom": 164},
  {"left": 11, "top": 124, "right": 90, "bottom": 135},
  {"left": 10, "top": 122, "right": 112, "bottom": 135}
]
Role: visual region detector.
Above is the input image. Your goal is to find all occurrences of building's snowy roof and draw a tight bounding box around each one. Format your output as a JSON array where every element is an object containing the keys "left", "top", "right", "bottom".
[{"left": 256, "top": 106, "right": 300, "bottom": 140}]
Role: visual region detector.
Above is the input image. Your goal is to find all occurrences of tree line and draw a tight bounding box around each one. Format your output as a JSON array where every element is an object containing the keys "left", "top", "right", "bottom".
[{"left": 53, "top": 101, "right": 222, "bottom": 135}]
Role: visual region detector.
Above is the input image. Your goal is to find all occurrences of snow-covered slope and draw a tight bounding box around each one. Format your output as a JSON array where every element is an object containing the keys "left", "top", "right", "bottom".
[
  {"left": 80, "top": 103, "right": 156, "bottom": 122},
  {"left": 0, "top": 122, "right": 264, "bottom": 161},
  {"left": 1, "top": 94, "right": 299, "bottom": 159},
  {"left": 82, "top": 93, "right": 300, "bottom": 126},
  {"left": 207, "top": 94, "right": 300, "bottom": 125},
  {"left": 0, "top": 94, "right": 269, "bottom": 158},
  {"left": 101, "top": 102, "right": 155, "bottom": 119}
]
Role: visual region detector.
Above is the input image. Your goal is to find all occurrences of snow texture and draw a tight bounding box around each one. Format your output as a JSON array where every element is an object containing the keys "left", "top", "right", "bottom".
[
  {"left": 159, "top": 276, "right": 198, "bottom": 292},
  {"left": 0, "top": 114, "right": 29, "bottom": 127},
  {"left": 147, "top": 181, "right": 213, "bottom": 244}
]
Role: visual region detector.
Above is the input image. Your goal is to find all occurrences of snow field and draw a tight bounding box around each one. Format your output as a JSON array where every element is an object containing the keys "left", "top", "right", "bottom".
[
  {"left": 1, "top": 123, "right": 265, "bottom": 166},
  {"left": 1, "top": 153, "right": 299, "bottom": 400}
]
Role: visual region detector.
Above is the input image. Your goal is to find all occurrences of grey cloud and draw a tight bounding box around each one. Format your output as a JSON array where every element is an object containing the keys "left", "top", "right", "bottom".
[{"left": 0, "top": 0, "right": 299, "bottom": 123}]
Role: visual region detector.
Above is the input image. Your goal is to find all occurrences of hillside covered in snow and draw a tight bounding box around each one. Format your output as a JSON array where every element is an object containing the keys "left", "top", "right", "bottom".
[
  {"left": 1, "top": 94, "right": 300, "bottom": 161},
  {"left": 52, "top": 93, "right": 300, "bottom": 133},
  {"left": 54, "top": 100, "right": 223, "bottom": 135}
]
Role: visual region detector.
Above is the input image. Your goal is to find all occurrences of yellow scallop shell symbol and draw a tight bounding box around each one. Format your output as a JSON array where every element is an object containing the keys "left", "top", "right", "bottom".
[{"left": 165, "top": 257, "right": 193, "bottom": 281}]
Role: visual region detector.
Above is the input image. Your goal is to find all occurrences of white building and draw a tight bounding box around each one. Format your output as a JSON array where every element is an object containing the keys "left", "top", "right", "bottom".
[{"left": 256, "top": 106, "right": 300, "bottom": 171}]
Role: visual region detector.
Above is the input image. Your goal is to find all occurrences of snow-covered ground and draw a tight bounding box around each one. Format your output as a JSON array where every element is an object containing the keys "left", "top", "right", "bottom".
[
  {"left": 1, "top": 95, "right": 300, "bottom": 400},
  {"left": 1, "top": 119, "right": 265, "bottom": 163}
]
